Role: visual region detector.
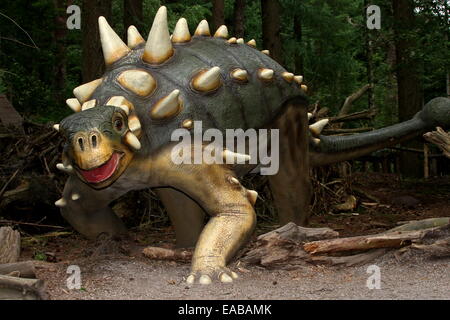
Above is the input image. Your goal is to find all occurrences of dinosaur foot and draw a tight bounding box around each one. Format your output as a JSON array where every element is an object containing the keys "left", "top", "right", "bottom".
[{"left": 186, "top": 267, "right": 239, "bottom": 285}]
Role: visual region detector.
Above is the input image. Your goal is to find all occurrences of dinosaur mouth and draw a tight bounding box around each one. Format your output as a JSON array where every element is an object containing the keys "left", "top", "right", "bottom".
[{"left": 79, "top": 153, "right": 121, "bottom": 184}]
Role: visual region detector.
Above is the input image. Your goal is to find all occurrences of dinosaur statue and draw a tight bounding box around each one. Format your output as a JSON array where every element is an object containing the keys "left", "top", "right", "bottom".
[{"left": 52, "top": 6, "right": 450, "bottom": 284}]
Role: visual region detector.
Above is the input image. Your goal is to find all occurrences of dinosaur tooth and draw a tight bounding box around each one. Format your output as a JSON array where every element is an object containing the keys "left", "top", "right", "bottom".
[
  {"left": 194, "top": 20, "right": 211, "bottom": 36},
  {"left": 261, "top": 50, "right": 270, "bottom": 55},
  {"left": 81, "top": 99, "right": 97, "bottom": 111},
  {"left": 282, "top": 72, "right": 294, "bottom": 82},
  {"left": 127, "top": 25, "right": 145, "bottom": 49},
  {"left": 172, "top": 18, "right": 191, "bottom": 43},
  {"left": 247, "top": 39, "right": 256, "bottom": 47},
  {"left": 71, "top": 193, "right": 81, "bottom": 201},
  {"left": 228, "top": 37, "right": 237, "bottom": 44},
  {"left": 192, "top": 67, "right": 222, "bottom": 92},
  {"left": 294, "top": 75, "right": 303, "bottom": 84},
  {"left": 98, "top": 16, "right": 131, "bottom": 65},
  {"left": 66, "top": 98, "right": 81, "bottom": 113},
  {"left": 231, "top": 69, "right": 248, "bottom": 82},
  {"left": 53, "top": 124, "right": 60, "bottom": 131},
  {"left": 247, "top": 190, "right": 258, "bottom": 206},
  {"left": 222, "top": 149, "right": 251, "bottom": 164},
  {"left": 56, "top": 163, "right": 74, "bottom": 174},
  {"left": 124, "top": 131, "right": 141, "bottom": 150},
  {"left": 214, "top": 25, "right": 229, "bottom": 38},
  {"left": 73, "top": 78, "right": 102, "bottom": 104},
  {"left": 236, "top": 38, "right": 244, "bottom": 44},
  {"left": 150, "top": 89, "right": 182, "bottom": 120},
  {"left": 182, "top": 119, "right": 193, "bottom": 129},
  {"left": 309, "top": 119, "right": 329, "bottom": 136},
  {"left": 258, "top": 68, "right": 274, "bottom": 81},
  {"left": 55, "top": 198, "right": 67, "bottom": 208},
  {"left": 106, "top": 96, "right": 135, "bottom": 112},
  {"left": 117, "top": 69, "right": 156, "bottom": 97},
  {"left": 143, "top": 6, "right": 174, "bottom": 64},
  {"left": 301, "top": 84, "right": 308, "bottom": 92}
]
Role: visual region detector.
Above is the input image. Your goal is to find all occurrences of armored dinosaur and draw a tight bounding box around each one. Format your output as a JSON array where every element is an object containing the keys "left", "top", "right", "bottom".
[{"left": 53, "top": 6, "right": 450, "bottom": 284}]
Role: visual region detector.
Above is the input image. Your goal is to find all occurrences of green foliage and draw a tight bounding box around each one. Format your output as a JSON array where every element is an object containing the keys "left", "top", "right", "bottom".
[{"left": 0, "top": 0, "right": 448, "bottom": 126}]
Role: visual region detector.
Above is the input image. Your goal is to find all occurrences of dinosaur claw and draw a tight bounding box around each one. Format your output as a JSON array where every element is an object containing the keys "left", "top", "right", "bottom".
[
  {"left": 199, "top": 275, "right": 212, "bottom": 285},
  {"left": 186, "top": 275, "right": 195, "bottom": 284},
  {"left": 220, "top": 273, "right": 233, "bottom": 283}
]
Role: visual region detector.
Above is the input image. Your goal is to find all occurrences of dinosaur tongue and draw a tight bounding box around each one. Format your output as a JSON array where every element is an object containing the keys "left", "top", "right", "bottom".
[{"left": 80, "top": 153, "right": 120, "bottom": 184}]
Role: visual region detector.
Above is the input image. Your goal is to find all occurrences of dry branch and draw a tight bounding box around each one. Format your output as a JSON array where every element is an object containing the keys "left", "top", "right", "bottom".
[
  {"left": 142, "top": 246, "right": 192, "bottom": 262},
  {"left": 424, "top": 127, "right": 450, "bottom": 158},
  {"left": 304, "top": 224, "right": 449, "bottom": 255},
  {"left": 338, "top": 84, "right": 373, "bottom": 117}
]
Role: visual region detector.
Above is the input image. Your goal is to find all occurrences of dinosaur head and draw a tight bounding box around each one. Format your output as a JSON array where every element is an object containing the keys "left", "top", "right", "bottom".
[{"left": 59, "top": 105, "right": 141, "bottom": 189}]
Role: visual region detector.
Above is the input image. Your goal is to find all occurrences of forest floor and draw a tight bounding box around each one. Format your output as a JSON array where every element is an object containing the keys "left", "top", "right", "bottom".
[{"left": 14, "top": 172, "right": 450, "bottom": 299}]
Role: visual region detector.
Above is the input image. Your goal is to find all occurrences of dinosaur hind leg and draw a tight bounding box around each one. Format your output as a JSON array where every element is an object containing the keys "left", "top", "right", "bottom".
[
  {"left": 156, "top": 188, "right": 205, "bottom": 248},
  {"left": 268, "top": 103, "right": 312, "bottom": 226}
]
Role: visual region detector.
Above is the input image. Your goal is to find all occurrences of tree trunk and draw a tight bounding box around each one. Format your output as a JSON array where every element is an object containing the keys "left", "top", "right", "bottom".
[
  {"left": 364, "top": 0, "right": 374, "bottom": 110},
  {"left": 233, "top": 0, "right": 246, "bottom": 38},
  {"left": 123, "top": 0, "right": 143, "bottom": 36},
  {"left": 392, "top": 0, "right": 424, "bottom": 178},
  {"left": 53, "top": 0, "right": 67, "bottom": 106},
  {"left": 261, "top": 0, "right": 283, "bottom": 64},
  {"left": 293, "top": 9, "right": 303, "bottom": 74},
  {"left": 212, "top": 0, "right": 225, "bottom": 31},
  {"left": 81, "top": 0, "right": 112, "bottom": 82}
]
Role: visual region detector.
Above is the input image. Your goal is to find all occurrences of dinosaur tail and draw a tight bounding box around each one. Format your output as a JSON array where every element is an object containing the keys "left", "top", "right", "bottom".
[{"left": 310, "top": 97, "right": 450, "bottom": 167}]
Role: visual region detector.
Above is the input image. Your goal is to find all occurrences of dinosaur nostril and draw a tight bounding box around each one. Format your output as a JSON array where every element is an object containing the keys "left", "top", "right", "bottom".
[
  {"left": 91, "top": 135, "right": 97, "bottom": 148},
  {"left": 78, "top": 138, "right": 84, "bottom": 151}
]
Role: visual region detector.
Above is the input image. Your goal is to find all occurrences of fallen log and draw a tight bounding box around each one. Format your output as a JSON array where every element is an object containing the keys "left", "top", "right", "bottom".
[
  {"left": 304, "top": 224, "right": 449, "bottom": 255},
  {"left": 241, "top": 223, "right": 338, "bottom": 267},
  {"left": 309, "top": 249, "right": 388, "bottom": 267},
  {"left": 410, "top": 237, "right": 450, "bottom": 258},
  {"left": 0, "top": 227, "right": 20, "bottom": 264},
  {"left": 0, "top": 261, "right": 36, "bottom": 278},
  {"left": 0, "top": 274, "right": 46, "bottom": 300}
]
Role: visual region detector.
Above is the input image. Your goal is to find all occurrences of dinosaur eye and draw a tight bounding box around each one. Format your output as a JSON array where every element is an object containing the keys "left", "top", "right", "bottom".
[{"left": 113, "top": 117, "right": 124, "bottom": 132}]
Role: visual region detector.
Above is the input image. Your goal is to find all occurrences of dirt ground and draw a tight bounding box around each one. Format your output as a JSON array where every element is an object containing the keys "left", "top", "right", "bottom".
[{"left": 12, "top": 173, "right": 450, "bottom": 299}]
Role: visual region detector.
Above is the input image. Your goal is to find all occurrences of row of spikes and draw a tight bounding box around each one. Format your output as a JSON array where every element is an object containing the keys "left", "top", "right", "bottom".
[
  {"left": 98, "top": 5, "right": 307, "bottom": 92},
  {"left": 99, "top": 6, "right": 272, "bottom": 66}
]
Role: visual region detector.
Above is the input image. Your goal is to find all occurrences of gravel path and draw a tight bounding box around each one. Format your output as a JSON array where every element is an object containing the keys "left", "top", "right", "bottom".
[{"left": 36, "top": 254, "right": 449, "bottom": 300}]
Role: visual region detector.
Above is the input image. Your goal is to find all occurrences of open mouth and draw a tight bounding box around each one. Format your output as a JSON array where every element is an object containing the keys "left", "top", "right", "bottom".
[{"left": 79, "top": 153, "right": 121, "bottom": 184}]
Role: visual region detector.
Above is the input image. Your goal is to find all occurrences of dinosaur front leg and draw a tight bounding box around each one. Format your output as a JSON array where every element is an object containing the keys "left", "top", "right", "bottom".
[
  {"left": 158, "top": 162, "right": 256, "bottom": 284},
  {"left": 156, "top": 188, "right": 205, "bottom": 248},
  {"left": 58, "top": 176, "right": 127, "bottom": 239}
]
